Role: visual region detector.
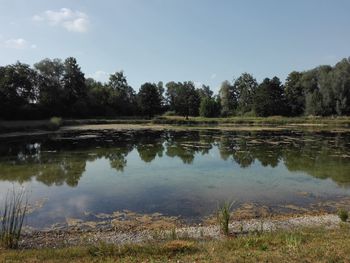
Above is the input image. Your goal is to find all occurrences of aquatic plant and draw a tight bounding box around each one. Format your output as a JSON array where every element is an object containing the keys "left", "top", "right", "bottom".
[
  {"left": 217, "top": 201, "right": 235, "bottom": 236},
  {"left": 338, "top": 208, "right": 349, "bottom": 222},
  {"left": 0, "top": 188, "right": 28, "bottom": 249}
]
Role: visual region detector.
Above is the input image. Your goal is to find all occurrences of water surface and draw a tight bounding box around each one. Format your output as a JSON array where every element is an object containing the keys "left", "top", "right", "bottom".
[{"left": 1, "top": 129, "right": 350, "bottom": 227}]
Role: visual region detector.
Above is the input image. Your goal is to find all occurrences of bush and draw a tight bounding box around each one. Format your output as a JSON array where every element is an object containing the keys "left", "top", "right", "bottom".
[
  {"left": 162, "top": 111, "right": 176, "bottom": 116},
  {"left": 48, "top": 117, "right": 62, "bottom": 130},
  {"left": 338, "top": 209, "right": 349, "bottom": 222}
]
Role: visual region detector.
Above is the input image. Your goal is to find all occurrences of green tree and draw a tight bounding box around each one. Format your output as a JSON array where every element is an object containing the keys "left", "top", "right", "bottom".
[
  {"left": 0, "top": 62, "right": 38, "bottom": 119},
  {"left": 284, "top": 71, "right": 305, "bottom": 116},
  {"left": 165, "top": 81, "right": 179, "bottom": 111},
  {"left": 173, "top": 82, "right": 200, "bottom": 119},
  {"left": 253, "top": 77, "right": 285, "bottom": 117},
  {"left": 197, "top": 84, "right": 213, "bottom": 100},
  {"left": 331, "top": 58, "right": 350, "bottom": 115},
  {"left": 34, "top": 58, "right": 64, "bottom": 116},
  {"left": 107, "top": 71, "right": 137, "bottom": 115},
  {"left": 234, "top": 73, "right": 258, "bottom": 114},
  {"left": 86, "top": 78, "right": 113, "bottom": 116},
  {"left": 219, "top": 80, "right": 237, "bottom": 116},
  {"left": 199, "top": 96, "right": 221, "bottom": 117},
  {"left": 138, "top": 82, "right": 162, "bottom": 118},
  {"left": 61, "top": 57, "right": 87, "bottom": 117}
]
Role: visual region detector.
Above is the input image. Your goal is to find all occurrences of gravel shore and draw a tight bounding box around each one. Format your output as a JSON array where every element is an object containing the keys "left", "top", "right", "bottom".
[{"left": 19, "top": 213, "right": 341, "bottom": 249}]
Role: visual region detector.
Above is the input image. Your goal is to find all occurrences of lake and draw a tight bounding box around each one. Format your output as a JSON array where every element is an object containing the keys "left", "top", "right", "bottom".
[{"left": 1, "top": 129, "right": 350, "bottom": 228}]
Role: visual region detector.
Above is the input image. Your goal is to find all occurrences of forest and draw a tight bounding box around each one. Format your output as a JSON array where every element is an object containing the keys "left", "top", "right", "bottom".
[{"left": 0, "top": 57, "right": 349, "bottom": 120}]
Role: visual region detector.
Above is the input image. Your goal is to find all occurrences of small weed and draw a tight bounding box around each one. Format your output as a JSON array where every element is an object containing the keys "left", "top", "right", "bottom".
[
  {"left": 285, "top": 233, "right": 302, "bottom": 250},
  {"left": 337, "top": 208, "right": 349, "bottom": 222},
  {"left": 217, "top": 201, "right": 235, "bottom": 236},
  {"left": 170, "top": 228, "right": 177, "bottom": 240},
  {"left": 260, "top": 244, "right": 268, "bottom": 251}
]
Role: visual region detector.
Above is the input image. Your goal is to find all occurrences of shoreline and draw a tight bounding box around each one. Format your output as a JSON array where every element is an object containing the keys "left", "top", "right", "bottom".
[
  {"left": 1, "top": 116, "right": 350, "bottom": 136},
  {"left": 1, "top": 122, "right": 350, "bottom": 139},
  {"left": 19, "top": 213, "right": 341, "bottom": 249}
]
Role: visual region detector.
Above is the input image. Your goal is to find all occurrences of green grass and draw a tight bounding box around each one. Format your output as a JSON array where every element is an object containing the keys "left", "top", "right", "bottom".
[
  {"left": 337, "top": 208, "right": 349, "bottom": 222},
  {"left": 2, "top": 226, "right": 350, "bottom": 262},
  {"left": 217, "top": 201, "right": 234, "bottom": 235}
]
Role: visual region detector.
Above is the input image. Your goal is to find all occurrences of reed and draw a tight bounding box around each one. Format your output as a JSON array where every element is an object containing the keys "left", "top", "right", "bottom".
[{"left": 0, "top": 188, "right": 28, "bottom": 249}]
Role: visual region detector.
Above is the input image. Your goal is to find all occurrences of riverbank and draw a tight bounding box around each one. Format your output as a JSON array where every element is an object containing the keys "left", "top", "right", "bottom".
[
  {"left": 19, "top": 213, "right": 341, "bottom": 249},
  {"left": 1, "top": 116, "right": 350, "bottom": 134},
  {"left": 3, "top": 213, "right": 349, "bottom": 262},
  {"left": 2, "top": 117, "right": 350, "bottom": 139}
]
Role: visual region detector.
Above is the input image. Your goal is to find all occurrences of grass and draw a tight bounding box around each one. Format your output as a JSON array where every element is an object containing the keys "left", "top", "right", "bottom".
[
  {"left": 153, "top": 115, "right": 350, "bottom": 126},
  {"left": 0, "top": 188, "right": 28, "bottom": 249},
  {"left": 337, "top": 208, "right": 349, "bottom": 222},
  {"left": 1, "top": 226, "right": 350, "bottom": 262},
  {"left": 217, "top": 201, "right": 234, "bottom": 236}
]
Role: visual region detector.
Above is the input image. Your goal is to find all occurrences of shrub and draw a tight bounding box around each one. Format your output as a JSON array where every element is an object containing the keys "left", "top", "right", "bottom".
[
  {"left": 338, "top": 209, "right": 349, "bottom": 222},
  {"left": 217, "top": 201, "right": 235, "bottom": 236},
  {"left": 162, "top": 111, "right": 176, "bottom": 116},
  {"left": 0, "top": 188, "right": 28, "bottom": 249},
  {"left": 48, "top": 117, "right": 62, "bottom": 130}
]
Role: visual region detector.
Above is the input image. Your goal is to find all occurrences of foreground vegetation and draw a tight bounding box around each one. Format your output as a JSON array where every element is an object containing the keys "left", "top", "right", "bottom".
[{"left": 0, "top": 226, "right": 349, "bottom": 262}]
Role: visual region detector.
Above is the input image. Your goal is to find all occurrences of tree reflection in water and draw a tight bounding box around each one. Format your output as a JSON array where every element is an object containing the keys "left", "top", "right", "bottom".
[{"left": 0, "top": 130, "right": 350, "bottom": 187}]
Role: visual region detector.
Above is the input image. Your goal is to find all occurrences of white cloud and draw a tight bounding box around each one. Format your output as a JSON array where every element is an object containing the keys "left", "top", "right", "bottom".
[
  {"left": 2, "top": 38, "right": 37, "bottom": 49},
  {"left": 210, "top": 73, "right": 217, "bottom": 80},
  {"left": 33, "top": 8, "right": 89, "bottom": 33},
  {"left": 87, "top": 70, "right": 110, "bottom": 82}
]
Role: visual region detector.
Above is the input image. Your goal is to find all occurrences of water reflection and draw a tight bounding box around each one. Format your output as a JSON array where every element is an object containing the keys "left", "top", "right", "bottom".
[{"left": 0, "top": 130, "right": 350, "bottom": 187}]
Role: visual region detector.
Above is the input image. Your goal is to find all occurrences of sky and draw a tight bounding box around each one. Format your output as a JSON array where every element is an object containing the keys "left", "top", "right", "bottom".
[{"left": 0, "top": 0, "right": 350, "bottom": 92}]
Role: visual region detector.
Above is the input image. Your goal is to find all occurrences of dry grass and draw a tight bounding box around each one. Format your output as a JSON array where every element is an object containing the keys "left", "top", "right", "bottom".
[{"left": 1, "top": 226, "right": 350, "bottom": 262}]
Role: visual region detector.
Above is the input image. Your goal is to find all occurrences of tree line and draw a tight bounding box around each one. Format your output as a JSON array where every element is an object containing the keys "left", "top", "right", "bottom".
[{"left": 0, "top": 57, "right": 349, "bottom": 120}]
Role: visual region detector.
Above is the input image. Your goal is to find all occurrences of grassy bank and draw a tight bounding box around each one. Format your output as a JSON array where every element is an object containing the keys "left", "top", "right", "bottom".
[
  {"left": 0, "top": 118, "right": 150, "bottom": 133},
  {"left": 153, "top": 115, "right": 350, "bottom": 126},
  {"left": 2, "top": 226, "right": 350, "bottom": 262}
]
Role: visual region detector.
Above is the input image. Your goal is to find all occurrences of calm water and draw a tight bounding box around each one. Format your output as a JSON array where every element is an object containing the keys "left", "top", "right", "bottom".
[{"left": 1, "top": 129, "right": 350, "bottom": 227}]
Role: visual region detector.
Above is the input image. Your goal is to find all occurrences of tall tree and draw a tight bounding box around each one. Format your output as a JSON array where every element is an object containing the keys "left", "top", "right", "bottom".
[
  {"left": 173, "top": 82, "right": 200, "bottom": 119},
  {"left": 34, "top": 58, "right": 64, "bottom": 116},
  {"left": 165, "top": 81, "right": 179, "bottom": 111},
  {"left": 219, "top": 80, "right": 237, "bottom": 116},
  {"left": 284, "top": 71, "right": 305, "bottom": 116},
  {"left": 138, "top": 82, "right": 162, "bottom": 118},
  {"left": 234, "top": 73, "right": 258, "bottom": 114},
  {"left": 197, "top": 84, "right": 213, "bottom": 100},
  {"left": 61, "top": 57, "right": 87, "bottom": 116},
  {"left": 0, "top": 62, "right": 38, "bottom": 119},
  {"left": 253, "top": 77, "right": 285, "bottom": 117},
  {"left": 331, "top": 58, "right": 350, "bottom": 115},
  {"left": 107, "top": 71, "right": 137, "bottom": 115},
  {"left": 199, "top": 96, "right": 221, "bottom": 117}
]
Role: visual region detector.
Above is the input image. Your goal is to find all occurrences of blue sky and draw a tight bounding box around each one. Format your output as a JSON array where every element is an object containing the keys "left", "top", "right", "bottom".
[{"left": 0, "top": 0, "right": 349, "bottom": 92}]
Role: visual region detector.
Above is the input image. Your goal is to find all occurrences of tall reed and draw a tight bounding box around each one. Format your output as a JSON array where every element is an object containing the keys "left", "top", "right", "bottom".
[
  {"left": 217, "top": 201, "right": 234, "bottom": 236},
  {"left": 0, "top": 188, "right": 28, "bottom": 249}
]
